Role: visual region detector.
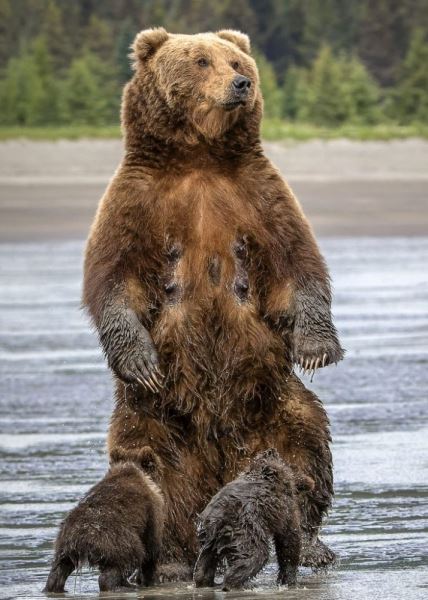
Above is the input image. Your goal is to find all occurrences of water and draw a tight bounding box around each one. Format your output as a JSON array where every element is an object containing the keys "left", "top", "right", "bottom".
[{"left": 0, "top": 237, "right": 427, "bottom": 600}]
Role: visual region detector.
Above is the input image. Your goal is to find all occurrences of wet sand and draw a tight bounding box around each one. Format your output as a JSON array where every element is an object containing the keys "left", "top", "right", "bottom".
[{"left": 0, "top": 139, "right": 427, "bottom": 240}]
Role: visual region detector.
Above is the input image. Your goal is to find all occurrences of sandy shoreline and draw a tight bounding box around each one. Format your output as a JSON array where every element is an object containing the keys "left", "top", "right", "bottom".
[{"left": 0, "top": 139, "right": 427, "bottom": 240}]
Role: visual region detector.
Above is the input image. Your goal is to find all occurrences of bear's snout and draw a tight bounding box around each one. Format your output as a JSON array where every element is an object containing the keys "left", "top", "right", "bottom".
[{"left": 232, "top": 75, "right": 251, "bottom": 100}]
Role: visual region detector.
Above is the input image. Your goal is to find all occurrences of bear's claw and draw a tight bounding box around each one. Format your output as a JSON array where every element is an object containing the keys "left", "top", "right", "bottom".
[
  {"left": 116, "top": 345, "right": 164, "bottom": 394},
  {"left": 299, "top": 353, "right": 327, "bottom": 376},
  {"left": 295, "top": 338, "right": 344, "bottom": 378}
]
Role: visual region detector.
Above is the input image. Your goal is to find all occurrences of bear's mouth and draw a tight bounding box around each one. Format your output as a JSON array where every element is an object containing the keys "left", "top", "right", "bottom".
[{"left": 222, "top": 100, "right": 246, "bottom": 111}]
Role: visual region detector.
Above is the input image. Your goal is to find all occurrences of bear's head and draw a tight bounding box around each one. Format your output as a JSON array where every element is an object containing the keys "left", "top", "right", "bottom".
[{"left": 124, "top": 28, "right": 262, "bottom": 144}]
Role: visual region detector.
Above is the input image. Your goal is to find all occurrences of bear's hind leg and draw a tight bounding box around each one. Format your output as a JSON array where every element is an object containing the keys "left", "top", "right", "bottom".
[
  {"left": 98, "top": 566, "right": 133, "bottom": 592},
  {"left": 43, "top": 556, "right": 75, "bottom": 593},
  {"left": 270, "top": 377, "right": 335, "bottom": 568},
  {"left": 222, "top": 545, "right": 269, "bottom": 591},
  {"left": 194, "top": 546, "right": 218, "bottom": 588},
  {"left": 137, "top": 558, "right": 157, "bottom": 587}
]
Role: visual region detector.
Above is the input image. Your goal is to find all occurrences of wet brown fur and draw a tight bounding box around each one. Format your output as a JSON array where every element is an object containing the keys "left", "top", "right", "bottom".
[
  {"left": 82, "top": 28, "right": 342, "bottom": 572},
  {"left": 44, "top": 447, "right": 164, "bottom": 592},
  {"left": 194, "top": 449, "right": 313, "bottom": 590}
]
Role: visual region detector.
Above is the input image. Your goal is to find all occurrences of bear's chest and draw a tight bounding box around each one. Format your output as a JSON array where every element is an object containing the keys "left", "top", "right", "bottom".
[
  {"left": 154, "top": 170, "right": 263, "bottom": 248},
  {"left": 151, "top": 171, "right": 267, "bottom": 302}
]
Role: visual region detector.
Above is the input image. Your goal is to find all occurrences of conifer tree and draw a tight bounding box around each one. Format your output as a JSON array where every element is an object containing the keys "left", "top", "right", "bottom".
[
  {"left": 0, "top": 52, "right": 42, "bottom": 125},
  {"left": 0, "top": 0, "right": 12, "bottom": 68},
  {"left": 63, "top": 52, "right": 119, "bottom": 125},
  {"left": 41, "top": 0, "right": 71, "bottom": 73},
  {"left": 300, "top": 45, "right": 351, "bottom": 126},
  {"left": 394, "top": 29, "right": 428, "bottom": 123},
  {"left": 0, "top": 37, "right": 60, "bottom": 125},
  {"left": 85, "top": 15, "right": 115, "bottom": 63},
  {"left": 115, "top": 19, "right": 135, "bottom": 84},
  {"left": 282, "top": 65, "right": 308, "bottom": 120},
  {"left": 30, "top": 35, "right": 61, "bottom": 124},
  {"left": 254, "top": 51, "right": 283, "bottom": 119},
  {"left": 342, "top": 55, "right": 381, "bottom": 124}
]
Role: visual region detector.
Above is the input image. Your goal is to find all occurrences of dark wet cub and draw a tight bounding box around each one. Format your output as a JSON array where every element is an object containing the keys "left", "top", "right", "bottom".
[
  {"left": 44, "top": 446, "right": 164, "bottom": 593},
  {"left": 194, "top": 448, "right": 313, "bottom": 590}
]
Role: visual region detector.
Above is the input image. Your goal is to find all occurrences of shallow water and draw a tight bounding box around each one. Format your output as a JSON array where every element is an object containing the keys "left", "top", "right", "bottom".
[{"left": 0, "top": 237, "right": 427, "bottom": 600}]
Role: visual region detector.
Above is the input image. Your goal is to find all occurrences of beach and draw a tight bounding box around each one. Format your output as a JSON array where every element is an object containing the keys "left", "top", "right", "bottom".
[{"left": 0, "top": 138, "right": 427, "bottom": 240}]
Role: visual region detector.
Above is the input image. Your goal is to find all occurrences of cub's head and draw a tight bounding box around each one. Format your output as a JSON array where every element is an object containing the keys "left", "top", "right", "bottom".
[
  {"left": 247, "top": 448, "right": 315, "bottom": 493},
  {"left": 129, "top": 28, "right": 261, "bottom": 140},
  {"left": 110, "top": 445, "right": 164, "bottom": 483}
]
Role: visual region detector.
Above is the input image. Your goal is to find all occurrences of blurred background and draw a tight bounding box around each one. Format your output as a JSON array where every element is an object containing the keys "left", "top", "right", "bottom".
[
  {"left": 0, "top": 0, "right": 427, "bottom": 137},
  {"left": 0, "top": 2, "right": 427, "bottom": 600}
]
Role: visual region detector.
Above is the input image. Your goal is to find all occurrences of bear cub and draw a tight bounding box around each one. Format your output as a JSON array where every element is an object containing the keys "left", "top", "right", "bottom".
[
  {"left": 194, "top": 448, "right": 313, "bottom": 590},
  {"left": 44, "top": 446, "right": 164, "bottom": 593}
]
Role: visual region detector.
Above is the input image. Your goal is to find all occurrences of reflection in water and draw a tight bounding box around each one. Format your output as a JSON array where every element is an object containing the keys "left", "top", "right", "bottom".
[{"left": 0, "top": 237, "right": 427, "bottom": 600}]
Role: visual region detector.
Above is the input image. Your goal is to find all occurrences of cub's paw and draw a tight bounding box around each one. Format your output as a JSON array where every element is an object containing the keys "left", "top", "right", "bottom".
[
  {"left": 293, "top": 335, "right": 344, "bottom": 375},
  {"left": 112, "top": 330, "right": 164, "bottom": 393}
]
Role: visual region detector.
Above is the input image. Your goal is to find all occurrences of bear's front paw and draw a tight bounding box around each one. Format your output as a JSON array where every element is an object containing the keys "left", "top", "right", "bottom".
[
  {"left": 293, "top": 335, "right": 344, "bottom": 375},
  {"left": 112, "top": 330, "right": 164, "bottom": 394}
]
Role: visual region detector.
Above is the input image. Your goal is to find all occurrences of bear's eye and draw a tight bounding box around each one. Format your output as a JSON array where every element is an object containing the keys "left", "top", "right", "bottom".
[
  {"left": 197, "top": 57, "right": 209, "bottom": 68},
  {"left": 232, "top": 61, "right": 240, "bottom": 70}
]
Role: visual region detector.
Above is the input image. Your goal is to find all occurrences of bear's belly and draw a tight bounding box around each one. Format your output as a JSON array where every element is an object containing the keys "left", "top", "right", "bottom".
[{"left": 147, "top": 173, "right": 291, "bottom": 419}]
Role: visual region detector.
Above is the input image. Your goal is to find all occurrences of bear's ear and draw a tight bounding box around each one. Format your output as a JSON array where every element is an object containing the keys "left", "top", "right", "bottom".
[
  {"left": 216, "top": 29, "right": 251, "bottom": 55},
  {"left": 132, "top": 27, "right": 169, "bottom": 62}
]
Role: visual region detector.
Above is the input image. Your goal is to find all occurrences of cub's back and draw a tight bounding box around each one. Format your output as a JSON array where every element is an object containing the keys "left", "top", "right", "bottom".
[{"left": 55, "top": 463, "right": 162, "bottom": 567}]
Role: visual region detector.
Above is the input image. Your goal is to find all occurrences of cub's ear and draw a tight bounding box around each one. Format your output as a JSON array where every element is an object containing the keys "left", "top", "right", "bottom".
[
  {"left": 109, "top": 445, "right": 128, "bottom": 465},
  {"left": 132, "top": 27, "right": 169, "bottom": 63},
  {"left": 109, "top": 445, "right": 163, "bottom": 479},
  {"left": 216, "top": 29, "right": 251, "bottom": 55},
  {"left": 135, "top": 445, "right": 163, "bottom": 477},
  {"left": 294, "top": 473, "right": 315, "bottom": 492}
]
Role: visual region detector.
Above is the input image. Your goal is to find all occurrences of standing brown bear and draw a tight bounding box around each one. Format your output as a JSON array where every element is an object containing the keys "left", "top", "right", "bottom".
[{"left": 83, "top": 28, "right": 343, "bottom": 577}]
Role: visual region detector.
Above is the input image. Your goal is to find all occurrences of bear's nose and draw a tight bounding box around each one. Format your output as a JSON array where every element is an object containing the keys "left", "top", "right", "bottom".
[{"left": 232, "top": 75, "right": 251, "bottom": 93}]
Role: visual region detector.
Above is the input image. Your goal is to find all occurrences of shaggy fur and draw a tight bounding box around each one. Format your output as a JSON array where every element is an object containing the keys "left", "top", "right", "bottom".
[
  {"left": 44, "top": 447, "right": 164, "bottom": 593},
  {"left": 82, "top": 28, "right": 342, "bottom": 572},
  {"left": 194, "top": 449, "right": 314, "bottom": 590}
]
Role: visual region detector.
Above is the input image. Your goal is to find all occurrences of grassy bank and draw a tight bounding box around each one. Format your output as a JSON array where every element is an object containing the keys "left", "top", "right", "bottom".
[
  {"left": 0, "top": 121, "right": 427, "bottom": 142},
  {"left": 261, "top": 120, "right": 428, "bottom": 141},
  {"left": 0, "top": 125, "right": 122, "bottom": 141}
]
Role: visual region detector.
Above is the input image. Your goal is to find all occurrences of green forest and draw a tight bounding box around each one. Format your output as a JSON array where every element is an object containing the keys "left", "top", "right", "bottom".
[{"left": 0, "top": 0, "right": 427, "bottom": 138}]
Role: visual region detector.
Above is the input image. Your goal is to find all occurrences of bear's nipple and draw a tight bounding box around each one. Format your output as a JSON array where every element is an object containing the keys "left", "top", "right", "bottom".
[
  {"left": 208, "top": 254, "right": 221, "bottom": 286},
  {"left": 232, "top": 235, "right": 250, "bottom": 302}
]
